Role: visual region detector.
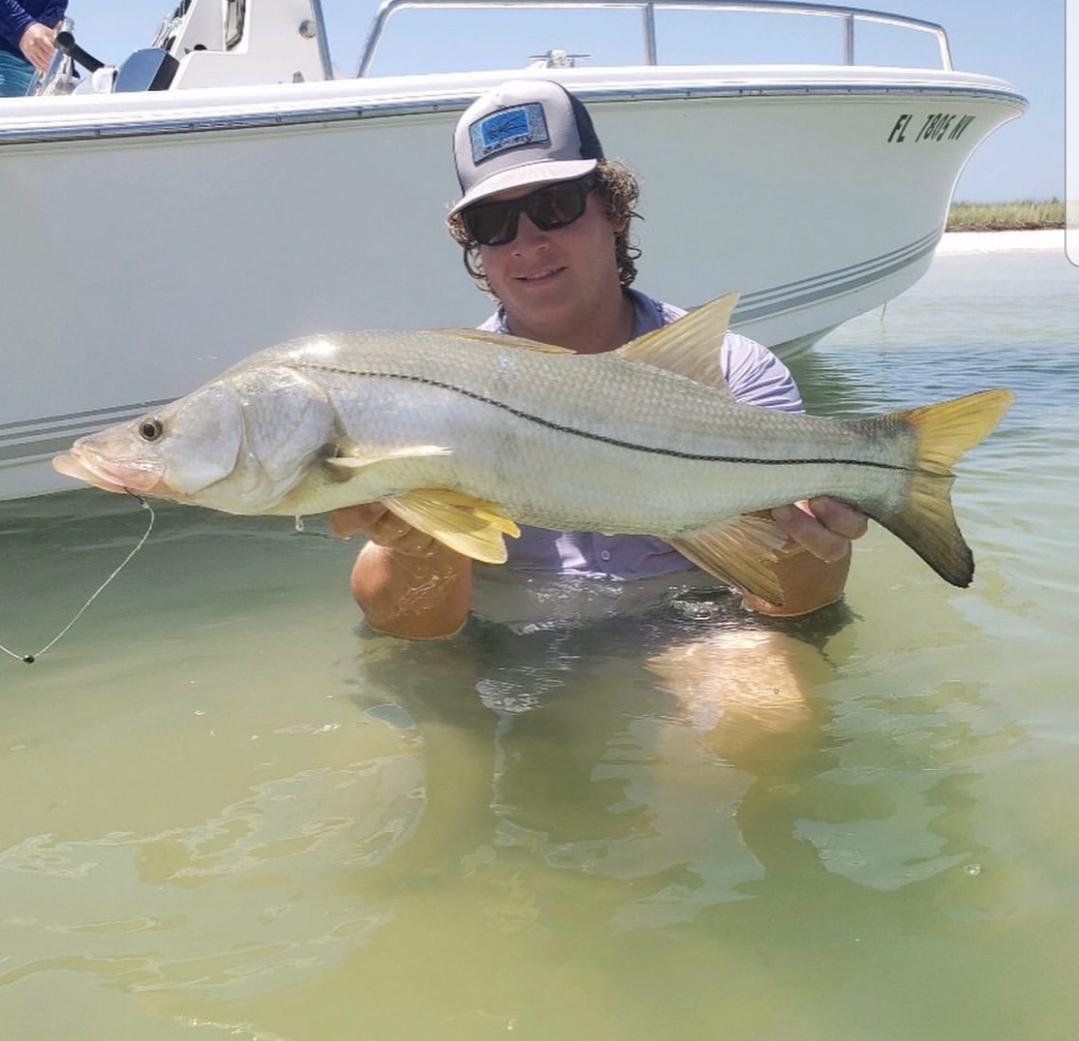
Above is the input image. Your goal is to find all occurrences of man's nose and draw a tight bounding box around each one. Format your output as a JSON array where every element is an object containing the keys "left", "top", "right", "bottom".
[{"left": 511, "top": 213, "right": 549, "bottom": 251}]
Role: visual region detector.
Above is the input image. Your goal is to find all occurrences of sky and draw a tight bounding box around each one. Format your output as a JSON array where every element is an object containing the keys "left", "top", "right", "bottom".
[{"left": 66, "top": 0, "right": 1065, "bottom": 201}]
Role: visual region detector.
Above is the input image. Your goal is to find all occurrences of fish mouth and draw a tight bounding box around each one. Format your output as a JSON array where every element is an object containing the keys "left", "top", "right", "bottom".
[{"left": 53, "top": 445, "right": 165, "bottom": 496}]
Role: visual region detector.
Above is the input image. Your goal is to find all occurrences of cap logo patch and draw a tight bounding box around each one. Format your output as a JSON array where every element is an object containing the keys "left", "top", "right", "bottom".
[{"left": 470, "top": 103, "right": 549, "bottom": 165}]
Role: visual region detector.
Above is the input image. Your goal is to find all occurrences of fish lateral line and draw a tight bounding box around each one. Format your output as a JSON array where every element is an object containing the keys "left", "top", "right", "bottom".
[{"left": 295, "top": 363, "right": 914, "bottom": 473}]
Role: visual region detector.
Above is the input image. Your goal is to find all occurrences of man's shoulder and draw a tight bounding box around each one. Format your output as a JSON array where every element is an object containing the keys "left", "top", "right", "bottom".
[{"left": 721, "top": 332, "right": 804, "bottom": 412}]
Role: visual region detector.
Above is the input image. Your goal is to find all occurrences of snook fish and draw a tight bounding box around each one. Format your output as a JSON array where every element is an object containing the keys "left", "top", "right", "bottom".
[{"left": 53, "top": 294, "right": 1013, "bottom": 606}]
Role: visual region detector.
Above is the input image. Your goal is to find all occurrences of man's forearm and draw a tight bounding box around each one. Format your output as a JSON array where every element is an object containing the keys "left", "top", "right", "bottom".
[{"left": 350, "top": 541, "right": 473, "bottom": 638}]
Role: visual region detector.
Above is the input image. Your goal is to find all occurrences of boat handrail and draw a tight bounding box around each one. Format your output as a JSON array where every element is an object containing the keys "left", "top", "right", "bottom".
[{"left": 356, "top": 0, "right": 952, "bottom": 77}]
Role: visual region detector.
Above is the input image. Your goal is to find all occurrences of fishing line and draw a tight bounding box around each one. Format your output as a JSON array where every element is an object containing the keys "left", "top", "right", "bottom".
[
  {"left": 1, "top": 493, "right": 155, "bottom": 665},
  {"left": 292, "top": 515, "right": 335, "bottom": 540}
]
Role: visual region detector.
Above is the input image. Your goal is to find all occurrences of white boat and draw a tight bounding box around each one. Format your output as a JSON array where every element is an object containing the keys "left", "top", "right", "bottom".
[{"left": 0, "top": 0, "right": 1026, "bottom": 501}]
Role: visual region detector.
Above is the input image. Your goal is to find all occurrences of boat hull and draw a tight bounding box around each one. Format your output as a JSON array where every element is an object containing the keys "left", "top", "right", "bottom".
[{"left": 0, "top": 66, "right": 1025, "bottom": 500}]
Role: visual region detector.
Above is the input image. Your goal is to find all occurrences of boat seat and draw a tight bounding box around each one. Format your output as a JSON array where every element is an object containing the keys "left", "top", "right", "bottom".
[{"left": 114, "top": 48, "right": 179, "bottom": 92}]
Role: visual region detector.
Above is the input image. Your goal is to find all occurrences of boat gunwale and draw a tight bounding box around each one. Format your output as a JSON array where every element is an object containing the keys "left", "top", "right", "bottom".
[{"left": 0, "top": 75, "right": 1028, "bottom": 147}]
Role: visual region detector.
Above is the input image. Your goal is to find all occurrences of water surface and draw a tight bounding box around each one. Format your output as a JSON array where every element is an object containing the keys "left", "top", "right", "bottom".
[{"left": 2, "top": 247, "right": 1077, "bottom": 1040}]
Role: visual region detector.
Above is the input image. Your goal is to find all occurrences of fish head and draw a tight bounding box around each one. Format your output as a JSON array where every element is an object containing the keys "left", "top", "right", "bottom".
[
  {"left": 53, "top": 367, "right": 337, "bottom": 513},
  {"left": 53, "top": 381, "right": 246, "bottom": 504}
]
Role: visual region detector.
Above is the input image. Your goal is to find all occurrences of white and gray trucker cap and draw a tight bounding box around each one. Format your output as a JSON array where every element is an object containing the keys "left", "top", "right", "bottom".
[{"left": 449, "top": 79, "right": 604, "bottom": 216}]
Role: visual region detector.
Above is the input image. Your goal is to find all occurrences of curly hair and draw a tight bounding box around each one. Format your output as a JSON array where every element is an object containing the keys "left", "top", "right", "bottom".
[{"left": 446, "top": 159, "right": 642, "bottom": 295}]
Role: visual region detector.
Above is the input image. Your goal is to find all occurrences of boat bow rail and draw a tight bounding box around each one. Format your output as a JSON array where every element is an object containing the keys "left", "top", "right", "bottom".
[
  {"left": 0, "top": 0, "right": 1025, "bottom": 145},
  {"left": 356, "top": 0, "right": 955, "bottom": 75}
]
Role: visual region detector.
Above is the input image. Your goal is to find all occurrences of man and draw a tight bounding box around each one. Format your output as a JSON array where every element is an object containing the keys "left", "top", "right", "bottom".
[
  {"left": 333, "top": 80, "right": 867, "bottom": 638},
  {"left": 0, "top": 1, "right": 66, "bottom": 97}
]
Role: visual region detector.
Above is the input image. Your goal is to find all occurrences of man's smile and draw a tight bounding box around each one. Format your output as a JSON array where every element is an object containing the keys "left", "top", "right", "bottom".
[{"left": 515, "top": 266, "right": 565, "bottom": 283}]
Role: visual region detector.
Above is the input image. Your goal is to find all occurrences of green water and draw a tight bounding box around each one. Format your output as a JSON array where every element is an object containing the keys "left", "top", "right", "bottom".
[{"left": 2, "top": 248, "right": 1077, "bottom": 1040}]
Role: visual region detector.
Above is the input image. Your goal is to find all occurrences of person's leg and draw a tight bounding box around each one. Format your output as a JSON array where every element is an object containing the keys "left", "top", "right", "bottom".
[{"left": 0, "top": 51, "right": 35, "bottom": 97}]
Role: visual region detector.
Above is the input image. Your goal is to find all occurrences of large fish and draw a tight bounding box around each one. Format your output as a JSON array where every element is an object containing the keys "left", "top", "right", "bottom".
[{"left": 53, "top": 294, "right": 1012, "bottom": 606}]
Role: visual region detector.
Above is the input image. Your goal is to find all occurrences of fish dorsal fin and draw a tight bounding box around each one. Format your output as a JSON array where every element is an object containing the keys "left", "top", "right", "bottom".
[
  {"left": 381, "top": 488, "right": 521, "bottom": 564},
  {"left": 614, "top": 292, "right": 740, "bottom": 392},
  {"left": 324, "top": 444, "right": 451, "bottom": 475},
  {"left": 668, "top": 512, "right": 792, "bottom": 606},
  {"left": 443, "top": 328, "right": 576, "bottom": 354}
]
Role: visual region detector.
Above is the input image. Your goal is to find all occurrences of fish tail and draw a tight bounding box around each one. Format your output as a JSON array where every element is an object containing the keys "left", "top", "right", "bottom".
[{"left": 864, "top": 388, "right": 1014, "bottom": 587}]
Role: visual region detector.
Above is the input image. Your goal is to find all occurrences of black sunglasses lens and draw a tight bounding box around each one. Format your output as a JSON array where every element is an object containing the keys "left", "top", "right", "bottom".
[
  {"left": 465, "top": 204, "right": 517, "bottom": 246},
  {"left": 529, "top": 181, "right": 588, "bottom": 230}
]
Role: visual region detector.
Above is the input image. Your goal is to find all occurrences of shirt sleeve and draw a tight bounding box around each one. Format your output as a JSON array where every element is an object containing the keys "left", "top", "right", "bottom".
[
  {"left": 39, "top": 3, "right": 67, "bottom": 29},
  {"left": 0, "top": 2, "right": 34, "bottom": 49},
  {"left": 721, "top": 332, "right": 805, "bottom": 414}
]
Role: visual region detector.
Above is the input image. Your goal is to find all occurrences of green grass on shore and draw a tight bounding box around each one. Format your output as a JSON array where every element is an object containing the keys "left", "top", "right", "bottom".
[{"left": 946, "top": 198, "right": 1064, "bottom": 232}]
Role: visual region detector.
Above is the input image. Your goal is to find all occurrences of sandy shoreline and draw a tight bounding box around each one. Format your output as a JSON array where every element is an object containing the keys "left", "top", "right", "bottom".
[{"left": 937, "top": 228, "right": 1064, "bottom": 254}]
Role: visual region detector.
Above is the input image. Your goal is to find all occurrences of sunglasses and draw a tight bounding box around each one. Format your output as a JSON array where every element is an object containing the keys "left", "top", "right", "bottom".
[{"left": 462, "top": 175, "right": 596, "bottom": 246}]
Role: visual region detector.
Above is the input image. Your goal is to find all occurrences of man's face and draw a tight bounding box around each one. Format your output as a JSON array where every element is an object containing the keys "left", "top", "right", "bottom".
[{"left": 476, "top": 180, "right": 625, "bottom": 344}]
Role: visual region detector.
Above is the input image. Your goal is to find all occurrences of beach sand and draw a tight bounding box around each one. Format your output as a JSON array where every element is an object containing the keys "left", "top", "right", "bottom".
[{"left": 937, "top": 228, "right": 1064, "bottom": 254}]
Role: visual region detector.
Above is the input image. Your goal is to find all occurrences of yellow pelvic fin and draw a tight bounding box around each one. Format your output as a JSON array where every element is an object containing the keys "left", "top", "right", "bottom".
[
  {"left": 323, "top": 444, "right": 451, "bottom": 475},
  {"left": 613, "top": 292, "right": 740, "bottom": 391},
  {"left": 381, "top": 488, "right": 520, "bottom": 564},
  {"left": 866, "top": 388, "right": 1014, "bottom": 587},
  {"left": 669, "top": 513, "right": 793, "bottom": 606},
  {"left": 444, "top": 328, "right": 576, "bottom": 353}
]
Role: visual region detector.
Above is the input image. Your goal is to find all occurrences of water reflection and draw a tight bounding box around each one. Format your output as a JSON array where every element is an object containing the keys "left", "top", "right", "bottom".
[
  {"left": 351, "top": 571, "right": 1010, "bottom": 918},
  {"left": 278, "top": 567, "right": 1032, "bottom": 1038}
]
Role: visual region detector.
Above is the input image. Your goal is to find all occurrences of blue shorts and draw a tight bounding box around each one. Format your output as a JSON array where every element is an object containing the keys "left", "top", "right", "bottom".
[{"left": 0, "top": 50, "right": 34, "bottom": 97}]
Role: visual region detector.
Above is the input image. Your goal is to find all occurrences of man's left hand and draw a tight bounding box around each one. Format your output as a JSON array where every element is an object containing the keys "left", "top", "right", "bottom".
[
  {"left": 19, "top": 23, "right": 56, "bottom": 72},
  {"left": 770, "top": 497, "right": 868, "bottom": 562}
]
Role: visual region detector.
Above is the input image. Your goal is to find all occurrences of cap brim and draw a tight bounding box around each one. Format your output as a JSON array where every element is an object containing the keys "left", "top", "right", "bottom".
[{"left": 448, "top": 158, "right": 598, "bottom": 216}]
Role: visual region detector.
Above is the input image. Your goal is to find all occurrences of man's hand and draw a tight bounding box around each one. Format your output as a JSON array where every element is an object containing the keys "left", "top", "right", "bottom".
[
  {"left": 19, "top": 23, "right": 56, "bottom": 73},
  {"left": 740, "top": 496, "right": 868, "bottom": 617},
  {"left": 770, "top": 496, "right": 868, "bottom": 561},
  {"left": 330, "top": 503, "right": 439, "bottom": 557},
  {"left": 332, "top": 503, "right": 472, "bottom": 638}
]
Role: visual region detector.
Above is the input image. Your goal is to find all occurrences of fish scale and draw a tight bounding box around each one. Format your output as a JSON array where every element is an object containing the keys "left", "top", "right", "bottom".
[{"left": 271, "top": 335, "right": 907, "bottom": 531}]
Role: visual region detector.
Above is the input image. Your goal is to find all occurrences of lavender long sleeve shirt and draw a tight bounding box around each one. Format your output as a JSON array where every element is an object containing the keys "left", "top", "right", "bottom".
[{"left": 477, "top": 289, "right": 804, "bottom": 579}]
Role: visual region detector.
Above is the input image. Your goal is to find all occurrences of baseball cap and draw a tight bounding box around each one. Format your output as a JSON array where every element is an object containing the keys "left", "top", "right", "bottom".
[{"left": 449, "top": 79, "right": 604, "bottom": 216}]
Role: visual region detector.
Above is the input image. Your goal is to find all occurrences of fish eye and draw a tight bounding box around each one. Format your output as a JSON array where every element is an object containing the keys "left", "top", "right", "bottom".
[{"left": 139, "top": 418, "right": 164, "bottom": 442}]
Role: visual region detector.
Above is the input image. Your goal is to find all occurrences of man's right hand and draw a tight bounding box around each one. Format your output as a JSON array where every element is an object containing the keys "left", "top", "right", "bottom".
[
  {"left": 332, "top": 504, "right": 474, "bottom": 638},
  {"left": 330, "top": 503, "right": 439, "bottom": 557},
  {"left": 19, "top": 23, "right": 56, "bottom": 73}
]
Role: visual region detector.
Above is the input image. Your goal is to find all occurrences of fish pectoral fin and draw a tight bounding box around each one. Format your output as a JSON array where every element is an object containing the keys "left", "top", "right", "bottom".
[
  {"left": 613, "top": 292, "right": 740, "bottom": 392},
  {"left": 382, "top": 489, "right": 521, "bottom": 564},
  {"left": 668, "top": 513, "right": 790, "bottom": 606},
  {"left": 441, "top": 328, "right": 576, "bottom": 354},
  {"left": 323, "top": 444, "right": 452, "bottom": 475}
]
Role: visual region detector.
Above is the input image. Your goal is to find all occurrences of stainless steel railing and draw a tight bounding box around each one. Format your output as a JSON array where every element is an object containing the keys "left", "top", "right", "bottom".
[{"left": 356, "top": 0, "right": 952, "bottom": 77}]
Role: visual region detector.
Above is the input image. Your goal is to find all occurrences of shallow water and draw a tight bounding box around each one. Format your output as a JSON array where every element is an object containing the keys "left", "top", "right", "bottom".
[{"left": 2, "top": 248, "right": 1077, "bottom": 1040}]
